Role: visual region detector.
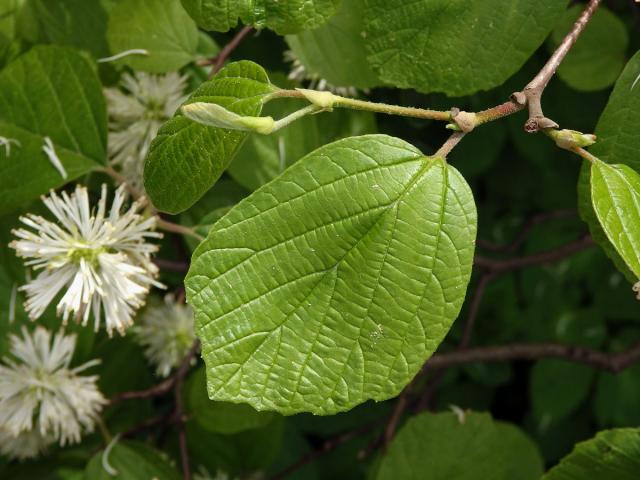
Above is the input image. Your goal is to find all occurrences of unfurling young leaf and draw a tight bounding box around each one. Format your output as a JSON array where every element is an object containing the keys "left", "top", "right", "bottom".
[{"left": 186, "top": 134, "right": 477, "bottom": 415}]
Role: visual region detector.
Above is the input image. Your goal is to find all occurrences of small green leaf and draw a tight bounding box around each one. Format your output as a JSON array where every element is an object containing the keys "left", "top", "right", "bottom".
[
  {"left": 186, "top": 134, "right": 477, "bottom": 415},
  {"left": 180, "top": 0, "right": 342, "bottom": 35},
  {"left": 363, "top": 0, "right": 568, "bottom": 96},
  {"left": 107, "top": 0, "right": 199, "bottom": 73},
  {"left": 285, "top": 0, "right": 381, "bottom": 89},
  {"left": 144, "top": 61, "right": 275, "bottom": 214},
  {"left": 187, "top": 367, "right": 274, "bottom": 434},
  {"left": 549, "top": 6, "right": 628, "bottom": 92},
  {"left": 590, "top": 160, "right": 640, "bottom": 280},
  {"left": 578, "top": 51, "right": 640, "bottom": 281},
  {"left": 0, "top": 46, "right": 107, "bottom": 214},
  {"left": 377, "top": 412, "right": 543, "bottom": 480},
  {"left": 543, "top": 428, "right": 640, "bottom": 480},
  {"left": 84, "top": 440, "right": 181, "bottom": 480}
]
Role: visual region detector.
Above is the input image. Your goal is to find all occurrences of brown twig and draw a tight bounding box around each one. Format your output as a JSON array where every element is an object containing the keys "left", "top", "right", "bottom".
[
  {"left": 110, "top": 340, "right": 200, "bottom": 403},
  {"left": 474, "top": 234, "right": 595, "bottom": 273},
  {"left": 435, "top": 132, "right": 466, "bottom": 157},
  {"left": 209, "top": 26, "right": 254, "bottom": 77},
  {"left": 270, "top": 420, "right": 382, "bottom": 480},
  {"left": 459, "top": 272, "right": 496, "bottom": 349},
  {"left": 522, "top": 0, "right": 602, "bottom": 132},
  {"left": 110, "top": 377, "right": 176, "bottom": 403},
  {"left": 154, "top": 258, "right": 190, "bottom": 273},
  {"left": 477, "top": 209, "right": 577, "bottom": 254},
  {"left": 174, "top": 355, "right": 192, "bottom": 478},
  {"left": 272, "top": 339, "right": 640, "bottom": 479},
  {"left": 426, "top": 341, "right": 640, "bottom": 373}
]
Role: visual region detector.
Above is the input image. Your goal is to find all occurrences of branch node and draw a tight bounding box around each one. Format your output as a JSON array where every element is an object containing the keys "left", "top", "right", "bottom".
[{"left": 510, "top": 91, "right": 527, "bottom": 106}]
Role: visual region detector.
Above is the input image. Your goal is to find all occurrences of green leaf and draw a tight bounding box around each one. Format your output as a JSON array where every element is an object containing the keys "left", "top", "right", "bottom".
[
  {"left": 187, "top": 416, "right": 284, "bottom": 474},
  {"left": 590, "top": 160, "right": 640, "bottom": 280},
  {"left": 549, "top": 6, "right": 628, "bottom": 92},
  {"left": 144, "top": 61, "right": 275, "bottom": 214},
  {"left": 84, "top": 440, "right": 181, "bottom": 480},
  {"left": 180, "top": 0, "right": 342, "bottom": 35},
  {"left": 228, "top": 96, "right": 376, "bottom": 191},
  {"left": 578, "top": 51, "right": 640, "bottom": 281},
  {"left": 186, "top": 134, "right": 477, "bottom": 415},
  {"left": 107, "top": 0, "right": 199, "bottom": 73},
  {"left": 585, "top": 51, "right": 640, "bottom": 173},
  {"left": 285, "top": 0, "right": 380, "bottom": 89},
  {"left": 0, "top": 46, "right": 107, "bottom": 215},
  {"left": 180, "top": 178, "right": 249, "bottom": 249},
  {"left": 543, "top": 428, "right": 640, "bottom": 480},
  {"left": 187, "top": 366, "right": 274, "bottom": 434},
  {"left": 363, "top": 0, "right": 569, "bottom": 96},
  {"left": 531, "top": 360, "right": 594, "bottom": 425},
  {"left": 594, "top": 331, "right": 640, "bottom": 428},
  {"left": 30, "top": 0, "right": 110, "bottom": 57},
  {"left": 377, "top": 412, "right": 543, "bottom": 480}
]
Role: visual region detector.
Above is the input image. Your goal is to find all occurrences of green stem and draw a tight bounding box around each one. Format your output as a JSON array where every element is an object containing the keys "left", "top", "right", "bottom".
[
  {"left": 571, "top": 147, "right": 599, "bottom": 164},
  {"left": 435, "top": 132, "right": 466, "bottom": 158},
  {"left": 271, "top": 89, "right": 451, "bottom": 122},
  {"left": 272, "top": 105, "right": 323, "bottom": 132}
]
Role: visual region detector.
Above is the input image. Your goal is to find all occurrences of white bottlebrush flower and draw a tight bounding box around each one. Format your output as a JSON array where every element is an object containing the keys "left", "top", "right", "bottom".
[
  {"left": 10, "top": 184, "right": 164, "bottom": 335},
  {"left": 284, "top": 50, "right": 359, "bottom": 97},
  {"left": 0, "top": 427, "right": 54, "bottom": 461},
  {"left": 134, "top": 295, "right": 196, "bottom": 377},
  {"left": 0, "top": 327, "right": 106, "bottom": 459},
  {"left": 105, "top": 72, "right": 189, "bottom": 190}
]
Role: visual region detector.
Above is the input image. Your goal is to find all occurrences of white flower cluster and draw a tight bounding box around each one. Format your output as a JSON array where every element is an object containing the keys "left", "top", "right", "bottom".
[
  {"left": 105, "top": 72, "right": 188, "bottom": 190},
  {"left": 633, "top": 281, "right": 640, "bottom": 300},
  {"left": 134, "top": 295, "right": 196, "bottom": 377},
  {"left": 0, "top": 327, "right": 106, "bottom": 460},
  {"left": 10, "top": 184, "right": 164, "bottom": 336}
]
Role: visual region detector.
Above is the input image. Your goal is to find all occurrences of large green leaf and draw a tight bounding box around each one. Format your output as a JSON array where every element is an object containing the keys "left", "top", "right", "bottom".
[
  {"left": 549, "top": 6, "right": 628, "bottom": 92},
  {"left": 228, "top": 96, "right": 376, "bottom": 191},
  {"left": 578, "top": 51, "right": 640, "bottom": 281},
  {"left": 377, "top": 412, "right": 543, "bottom": 480},
  {"left": 543, "top": 428, "right": 640, "bottom": 480},
  {"left": 363, "top": 0, "right": 568, "bottom": 96},
  {"left": 144, "top": 61, "right": 275, "bottom": 214},
  {"left": 30, "top": 0, "right": 110, "bottom": 57},
  {"left": 180, "top": 0, "right": 342, "bottom": 35},
  {"left": 84, "top": 440, "right": 180, "bottom": 480},
  {"left": 107, "top": 0, "right": 199, "bottom": 73},
  {"left": 0, "top": 46, "right": 107, "bottom": 214},
  {"left": 590, "top": 160, "right": 640, "bottom": 280},
  {"left": 186, "top": 134, "right": 477, "bottom": 415},
  {"left": 285, "top": 0, "right": 380, "bottom": 89}
]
